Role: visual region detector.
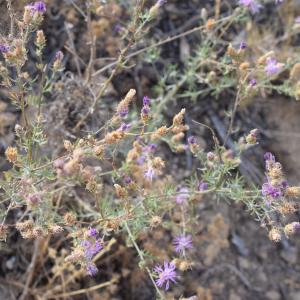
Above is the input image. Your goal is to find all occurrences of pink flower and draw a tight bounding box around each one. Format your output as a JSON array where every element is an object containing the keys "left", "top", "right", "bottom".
[
  {"left": 173, "top": 235, "right": 193, "bottom": 254},
  {"left": 144, "top": 166, "right": 155, "bottom": 181},
  {"left": 175, "top": 187, "right": 189, "bottom": 204},
  {"left": 239, "top": 0, "right": 262, "bottom": 13},
  {"left": 264, "top": 57, "right": 282, "bottom": 76},
  {"left": 154, "top": 261, "right": 177, "bottom": 290}
]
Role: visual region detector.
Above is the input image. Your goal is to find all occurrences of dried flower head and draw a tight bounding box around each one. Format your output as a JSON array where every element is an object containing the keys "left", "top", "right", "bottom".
[
  {"left": 114, "top": 184, "right": 128, "bottom": 199},
  {"left": 286, "top": 186, "right": 300, "bottom": 198},
  {"left": 172, "top": 109, "right": 186, "bottom": 127},
  {"left": 150, "top": 216, "right": 162, "bottom": 228},
  {"left": 64, "top": 212, "right": 77, "bottom": 225},
  {"left": 284, "top": 222, "right": 300, "bottom": 237},
  {"left": 5, "top": 147, "right": 18, "bottom": 163},
  {"left": 0, "top": 225, "right": 8, "bottom": 241},
  {"left": 268, "top": 228, "right": 281, "bottom": 242}
]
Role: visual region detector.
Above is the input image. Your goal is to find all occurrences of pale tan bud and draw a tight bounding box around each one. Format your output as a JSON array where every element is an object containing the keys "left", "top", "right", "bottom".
[
  {"left": 114, "top": 184, "right": 128, "bottom": 199},
  {"left": 173, "top": 109, "right": 186, "bottom": 127},
  {"left": 64, "top": 140, "right": 73, "bottom": 151},
  {"left": 64, "top": 212, "right": 77, "bottom": 225},
  {"left": 36, "top": 30, "right": 46, "bottom": 47},
  {"left": 5, "top": 147, "right": 18, "bottom": 163},
  {"left": 269, "top": 228, "right": 281, "bottom": 242}
]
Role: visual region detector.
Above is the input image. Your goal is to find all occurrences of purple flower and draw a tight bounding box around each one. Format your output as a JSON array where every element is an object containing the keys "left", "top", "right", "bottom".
[
  {"left": 143, "top": 96, "right": 151, "bottom": 106},
  {"left": 142, "top": 144, "right": 157, "bottom": 153},
  {"left": 119, "top": 107, "right": 128, "bottom": 118},
  {"left": 141, "top": 106, "right": 150, "bottom": 115},
  {"left": 262, "top": 182, "right": 282, "bottom": 199},
  {"left": 157, "top": 0, "right": 167, "bottom": 7},
  {"left": 199, "top": 181, "right": 208, "bottom": 191},
  {"left": 82, "top": 239, "right": 103, "bottom": 260},
  {"left": 27, "top": 193, "right": 41, "bottom": 205},
  {"left": 175, "top": 187, "right": 189, "bottom": 204},
  {"left": 296, "top": 17, "right": 300, "bottom": 24},
  {"left": 88, "top": 227, "right": 98, "bottom": 237},
  {"left": 119, "top": 122, "right": 131, "bottom": 131},
  {"left": 86, "top": 263, "right": 98, "bottom": 276},
  {"left": 144, "top": 166, "right": 155, "bottom": 181},
  {"left": 187, "top": 136, "right": 197, "bottom": 145},
  {"left": 240, "top": 42, "right": 247, "bottom": 50},
  {"left": 249, "top": 78, "right": 257, "bottom": 87},
  {"left": 26, "top": 1, "right": 46, "bottom": 14},
  {"left": 265, "top": 57, "right": 282, "bottom": 76},
  {"left": 123, "top": 176, "right": 132, "bottom": 185},
  {"left": 114, "top": 24, "right": 122, "bottom": 33},
  {"left": 0, "top": 44, "right": 9, "bottom": 53},
  {"left": 239, "top": 0, "right": 262, "bottom": 13},
  {"left": 34, "top": 1, "right": 46, "bottom": 13},
  {"left": 275, "top": 0, "right": 283, "bottom": 3},
  {"left": 154, "top": 261, "right": 177, "bottom": 290},
  {"left": 173, "top": 235, "right": 193, "bottom": 254},
  {"left": 264, "top": 152, "right": 275, "bottom": 162},
  {"left": 55, "top": 51, "right": 64, "bottom": 61},
  {"left": 136, "top": 155, "right": 146, "bottom": 165},
  {"left": 292, "top": 222, "right": 300, "bottom": 230}
]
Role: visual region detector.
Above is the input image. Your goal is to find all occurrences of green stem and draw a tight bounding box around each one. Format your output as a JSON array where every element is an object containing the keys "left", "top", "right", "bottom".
[{"left": 124, "top": 221, "right": 165, "bottom": 300}]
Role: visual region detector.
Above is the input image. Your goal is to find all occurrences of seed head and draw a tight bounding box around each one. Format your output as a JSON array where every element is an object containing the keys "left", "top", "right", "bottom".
[
  {"left": 5, "top": 147, "right": 18, "bottom": 164},
  {"left": 150, "top": 216, "right": 162, "bottom": 228},
  {"left": 172, "top": 109, "right": 186, "bottom": 127},
  {"left": 269, "top": 228, "right": 281, "bottom": 242},
  {"left": 64, "top": 212, "right": 77, "bottom": 225}
]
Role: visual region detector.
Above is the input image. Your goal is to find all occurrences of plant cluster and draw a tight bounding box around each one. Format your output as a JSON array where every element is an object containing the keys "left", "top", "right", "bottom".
[{"left": 0, "top": 0, "right": 300, "bottom": 299}]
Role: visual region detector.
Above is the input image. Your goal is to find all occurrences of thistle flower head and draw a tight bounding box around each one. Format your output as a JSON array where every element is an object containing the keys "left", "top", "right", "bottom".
[
  {"left": 88, "top": 227, "right": 98, "bottom": 237},
  {"left": 34, "top": 1, "right": 47, "bottom": 13},
  {"left": 262, "top": 182, "right": 282, "bottom": 199},
  {"left": 157, "top": 0, "right": 167, "bottom": 7},
  {"left": 199, "top": 181, "right": 208, "bottom": 191},
  {"left": 175, "top": 187, "right": 189, "bottom": 204},
  {"left": 119, "top": 122, "right": 131, "bottom": 131},
  {"left": 265, "top": 57, "right": 282, "bottom": 76},
  {"left": 144, "top": 166, "right": 155, "bottom": 181},
  {"left": 81, "top": 239, "right": 103, "bottom": 260},
  {"left": 173, "top": 234, "right": 193, "bottom": 254},
  {"left": 119, "top": 106, "right": 128, "bottom": 118},
  {"left": 239, "top": 42, "right": 247, "bottom": 50},
  {"left": 187, "top": 136, "right": 197, "bottom": 145},
  {"left": 154, "top": 261, "right": 177, "bottom": 290},
  {"left": 249, "top": 78, "right": 257, "bottom": 87},
  {"left": 239, "top": 0, "right": 262, "bottom": 13},
  {"left": 86, "top": 263, "right": 99, "bottom": 276},
  {"left": 143, "top": 96, "right": 151, "bottom": 106},
  {"left": 0, "top": 44, "right": 10, "bottom": 53},
  {"left": 26, "top": 1, "right": 46, "bottom": 14},
  {"left": 55, "top": 51, "right": 64, "bottom": 61}
]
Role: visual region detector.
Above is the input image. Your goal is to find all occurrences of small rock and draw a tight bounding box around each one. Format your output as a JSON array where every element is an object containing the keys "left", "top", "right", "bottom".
[
  {"left": 280, "top": 247, "right": 298, "bottom": 264},
  {"left": 238, "top": 257, "right": 251, "bottom": 269},
  {"left": 6, "top": 256, "right": 16, "bottom": 270},
  {"left": 266, "top": 290, "right": 281, "bottom": 300},
  {"left": 257, "top": 268, "right": 268, "bottom": 283},
  {"left": 229, "top": 292, "right": 241, "bottom": 300},
  {"left": 290, "top": 291, "right": 300, "bottom": 300}
]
